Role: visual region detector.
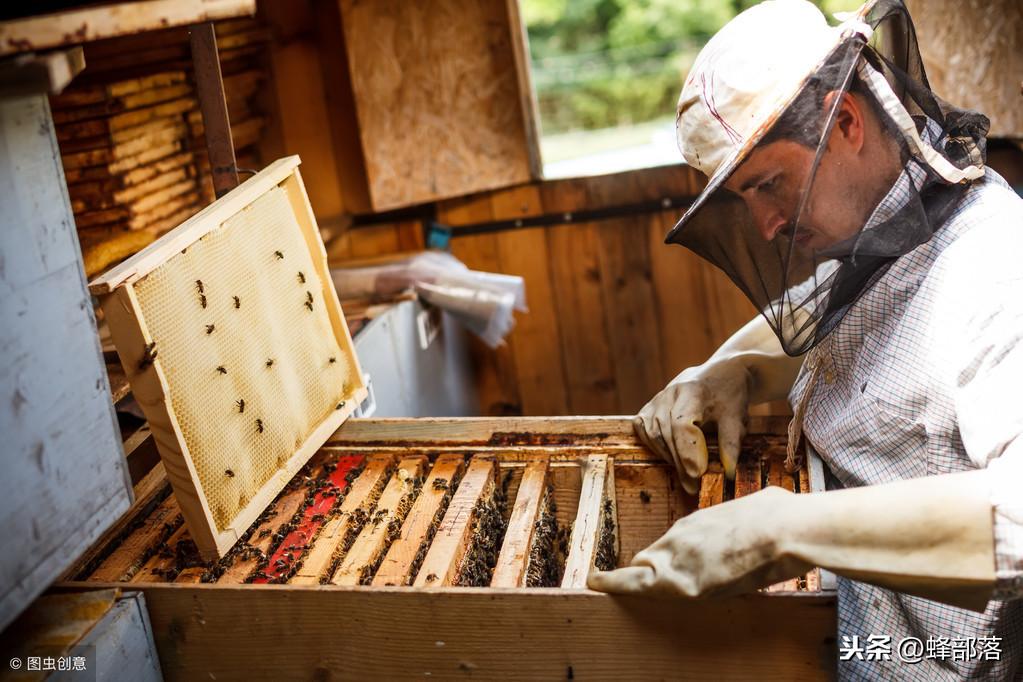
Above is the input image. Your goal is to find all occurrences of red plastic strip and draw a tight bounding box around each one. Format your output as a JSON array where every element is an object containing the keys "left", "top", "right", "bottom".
[{"left": 252, "top": 454, "right": 364, "bottom": 583}]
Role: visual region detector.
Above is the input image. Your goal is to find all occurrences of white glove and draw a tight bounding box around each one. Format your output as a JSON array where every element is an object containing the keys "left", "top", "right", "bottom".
[
  {"left": 589, "top": 469, "right": 996, "bottom": 612},
  {"left": 635, "top": 314, "right": 804, "bottom": 494}
]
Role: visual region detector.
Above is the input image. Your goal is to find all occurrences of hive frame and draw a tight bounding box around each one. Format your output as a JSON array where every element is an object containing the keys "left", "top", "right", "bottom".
[{"left": 91, "top": 157, "right": 367, "bottom": 559}]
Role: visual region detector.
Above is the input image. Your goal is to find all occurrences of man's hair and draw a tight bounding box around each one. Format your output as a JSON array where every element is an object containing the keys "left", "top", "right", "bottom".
[{"left": 761, "top": 54, "right": 896, "bottom": 150}]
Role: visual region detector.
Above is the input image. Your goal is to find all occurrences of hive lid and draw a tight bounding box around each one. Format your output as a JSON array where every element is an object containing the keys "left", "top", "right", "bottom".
[{"left": 90, "top": 156, "right": 367, "bottom": 560}]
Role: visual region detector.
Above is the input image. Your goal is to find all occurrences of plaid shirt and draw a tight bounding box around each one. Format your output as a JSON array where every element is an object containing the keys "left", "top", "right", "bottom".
[{"left": 789, "top": 164, "right": 1023, "bottom": 680}]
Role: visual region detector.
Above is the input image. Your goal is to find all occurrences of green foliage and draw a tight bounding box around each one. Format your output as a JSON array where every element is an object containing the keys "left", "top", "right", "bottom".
[{"left": 524, "top": 0, "right": 863, "bottom": 134}]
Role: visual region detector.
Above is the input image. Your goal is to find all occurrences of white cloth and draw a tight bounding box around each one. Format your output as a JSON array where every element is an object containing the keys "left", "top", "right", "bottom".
[{"left": 788, "top": 166, "right": 1023, "bottom": 680}]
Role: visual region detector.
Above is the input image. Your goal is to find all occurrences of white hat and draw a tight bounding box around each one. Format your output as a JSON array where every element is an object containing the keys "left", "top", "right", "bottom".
[{"left": 667, "top": 0, "right": 872, "bottom": 241}]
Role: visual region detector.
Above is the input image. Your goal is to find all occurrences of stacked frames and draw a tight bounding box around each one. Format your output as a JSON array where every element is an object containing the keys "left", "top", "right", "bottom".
[{"left": 50, "top": 17, "right": 269, "bottom": 277}]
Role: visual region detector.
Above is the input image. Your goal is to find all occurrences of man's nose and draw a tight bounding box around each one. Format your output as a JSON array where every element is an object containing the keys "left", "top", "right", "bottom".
[{"left": 754, "top": 210, "right": 787, "bottom": 242}]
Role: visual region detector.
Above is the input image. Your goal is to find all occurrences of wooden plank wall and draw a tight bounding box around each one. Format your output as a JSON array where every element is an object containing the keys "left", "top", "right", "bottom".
[
  {"left": 327, "top": 163, "right": 783, "bottom": 418},
  {"left": 50, "top": 18, "right": 270, "bottom": 278}
]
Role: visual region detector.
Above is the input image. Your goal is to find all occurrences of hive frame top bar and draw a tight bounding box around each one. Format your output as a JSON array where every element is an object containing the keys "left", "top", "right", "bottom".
[{"left": 88, "top": 155, "right": 301, "bottom": 296}]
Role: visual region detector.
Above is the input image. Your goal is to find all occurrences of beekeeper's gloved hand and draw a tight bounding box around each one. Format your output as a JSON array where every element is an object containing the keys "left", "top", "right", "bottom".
[
  {"left": 588, "top": 470, "right": 996, "bottom": 612},
  {"left": 635, "top": 314, "right": 804, "bottom": 494}
]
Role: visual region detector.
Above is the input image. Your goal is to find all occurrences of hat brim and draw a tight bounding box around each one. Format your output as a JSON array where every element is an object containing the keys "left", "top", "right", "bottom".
[
  {"left": 665, "top": 37, "right": 860, "bottom": 245},
  {"left": 664, "top": 94, "right": 795, "bottom": 245}
]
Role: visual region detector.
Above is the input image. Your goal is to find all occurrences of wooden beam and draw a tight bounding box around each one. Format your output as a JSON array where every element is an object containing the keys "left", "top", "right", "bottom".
[
  {"left": 88, "top": 494, "right": 181, "bottom": 582},
  {"left": 697, "top": 462, "right": 725, "bottom": 509},
  {"left": 327, "top": 415, "right": 791, "bottom": 446},
  {"left": 289, "top": 454, "right": 393, "bottom": 585},
  {"left": 491, "top": 458, "right": 550, "bottom": 587},
  {"left": 123, "top": 427, "right": 160, "bottom": 486},
  {"left": 372, "top": 454, "right": 466, "bottom": 586},
  {"left": 413, "top": 456, "right": 498, "bottom": 587},
  {"left": 0, "top": 0, "right": 256, "bottom": 57},
  {"left": 734, "top": 456, "right": 761, "bottom": 499},
  {"left": 330, "top": 456, "right": 428, "bottom": 585},
  {"left": 189, "top": 22, "right": 238, "bottom": 198},
  {"left": 562, "top": 455, "right": 618, "bottom": 588}
]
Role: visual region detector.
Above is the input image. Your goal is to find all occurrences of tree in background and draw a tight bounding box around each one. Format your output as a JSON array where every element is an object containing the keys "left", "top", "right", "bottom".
[{"left": 525, "top": 0, "right": 861, "bottom": 134}]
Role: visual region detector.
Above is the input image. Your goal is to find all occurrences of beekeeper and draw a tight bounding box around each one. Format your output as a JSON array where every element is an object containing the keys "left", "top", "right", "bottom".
[{"left": 587, "top": 0, "right": 1023, "bottom": 678}]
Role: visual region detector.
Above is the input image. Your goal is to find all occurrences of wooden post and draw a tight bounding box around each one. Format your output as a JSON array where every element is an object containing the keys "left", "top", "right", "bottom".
[{"left": 189, "top": 21, "right": 238, "bottom": 197}]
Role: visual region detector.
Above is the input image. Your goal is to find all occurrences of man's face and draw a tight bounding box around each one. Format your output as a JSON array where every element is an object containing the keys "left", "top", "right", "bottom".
[{"left": 723, "top": 138, "right": 870, "bottom": 252}]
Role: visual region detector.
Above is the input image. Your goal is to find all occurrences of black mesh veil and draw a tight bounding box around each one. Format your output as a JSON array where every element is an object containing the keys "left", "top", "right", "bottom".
[{"left": 666, "top": 0, "right": 989, "bottom": 356}]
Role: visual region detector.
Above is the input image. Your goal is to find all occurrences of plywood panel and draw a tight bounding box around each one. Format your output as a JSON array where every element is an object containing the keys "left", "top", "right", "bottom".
[
  {"left": 0, "top": 0, "right": 255, "bottom": 57},
  {"left": 338, "top": 0, "right": 536, "bottom": 210}
]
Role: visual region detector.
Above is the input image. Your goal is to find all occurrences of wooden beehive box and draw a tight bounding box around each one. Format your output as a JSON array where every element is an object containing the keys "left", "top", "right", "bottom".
[
  {"left": 62, "top": 416, "right": 837, "bottom": 680},
  {"left": 88, "top": 157, "right": 367, "bottom": 560}
]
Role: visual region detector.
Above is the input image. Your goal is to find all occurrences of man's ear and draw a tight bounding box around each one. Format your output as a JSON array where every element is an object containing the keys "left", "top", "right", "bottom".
[{"left": 823, "top": 90, "right": 865, "bottom": 154}]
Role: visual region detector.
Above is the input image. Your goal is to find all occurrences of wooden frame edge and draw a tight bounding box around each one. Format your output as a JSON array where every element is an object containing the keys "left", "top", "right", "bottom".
[{"left": 88, "top": 156, "right": 301, "bottom": 295}]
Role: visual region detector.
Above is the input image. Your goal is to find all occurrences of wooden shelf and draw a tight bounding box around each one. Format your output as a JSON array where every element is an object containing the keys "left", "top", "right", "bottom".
[{"left": 0, "top": 0, "right": 255, "bottom": 57}]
